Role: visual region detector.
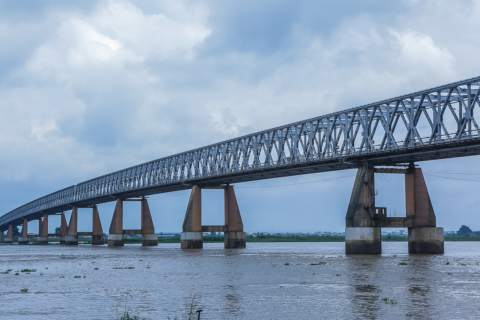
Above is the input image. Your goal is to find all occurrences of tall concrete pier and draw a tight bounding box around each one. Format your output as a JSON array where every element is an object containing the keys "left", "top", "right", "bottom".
[
  {"left": 60, "top": 213, "right": 67, "bottom": 244},
  {"left": 181, "top": 186, "right": 203, "bottom": 249},
  {"left": 223, "top": 186, "right": 246, "bottom": 248},
  {"left": 91, "top": 206, "right": 105, "bottom": 245},
  {"left": 141, "top": 198, "right": 158, "bottom": 246},
  {"left": 405, "top": 166, "right": 444, "bottom": 253},
  {"left": 345, "top": 165, "right": 381, "bottom": 254},
  {"left": 65, "top": 207, "right": 78, "bottom": 245},
  {"left": 345, "top": 163, "right": 444, "bottom": 254},
  {"left": 5, "top": 225, "right": 13, "bottom": 244},
  {"left": 108, "top": 200, "right": 124, "bottom": 247},
  {"left": 18, "top": 219, "right": 29, "bottom": 244},
  {"left": 38, "top": 214, "right": 49, "bottom": 244}
]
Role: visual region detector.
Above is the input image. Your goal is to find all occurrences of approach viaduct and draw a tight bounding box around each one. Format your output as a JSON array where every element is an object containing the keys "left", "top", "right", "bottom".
[{"left": 1, "top": 76, "right": 480, "bottom": 253}]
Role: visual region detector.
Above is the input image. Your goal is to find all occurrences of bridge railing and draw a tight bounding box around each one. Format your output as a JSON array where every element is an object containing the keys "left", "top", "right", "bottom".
[
  {"left": 1, "top": 76, "right": 480, "bottom": 228},
  {"left": 0, "top": 186, "right": 75, "bottom": 227}
]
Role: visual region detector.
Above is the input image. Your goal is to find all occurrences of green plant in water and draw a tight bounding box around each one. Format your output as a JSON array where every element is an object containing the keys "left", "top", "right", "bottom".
[
  {"left": 94, "top": 268, "right": 99, "bottom": 270},
  {"left": 406, "top": 312, "right": 413, "bottom": 317},
  {"left": 74, "top": 275, "right": 81, "bottom": 278},
  {"left": 119, "top": 312, "right": 148, "bottom": 320},
  {"left": 398, "top": 262, "right": 408, "bottom": 265},
  {"left": 15, "top": 273, "right": 19, "bottom": 276},
  {"left": 0, "top": 269, "right": 12, "bottom": 274},
  {"left": 113, "top": 267, "right": 135, "bottom": 269},
  {"left": 20, "top": 269, "right": 36, "bottom": 273},
  {"left": 401, "top": 259, "right": 410, "bottom": 262},
  {"left": 310, "top": 262, "right": 327, "bottom": 265},
  {"left": 284, "top": 263, "right": 290, "bottom": 266},
  {"left": 118, "top": 293, "right": 150, "bottom": 320},
  {"left": 59, "top": 276, "right": 65, "bottom": 278},
  {"left": 447, "top": 272, "right": 453, "bottom": 275},
  {"left": 381, "top": 298, "right": 397, "bottom": 305},
  {"left": 445, "top": 261, "right": 450, "bottom": 265},
  {"left": 335, "top": 274, "right": 341, "bottom": 276},
  {"left": 20, "top": 288, "right": 28, "bottom": 293}
]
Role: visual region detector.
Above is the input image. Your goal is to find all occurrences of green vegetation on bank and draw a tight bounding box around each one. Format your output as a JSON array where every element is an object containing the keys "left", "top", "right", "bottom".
[
  {"left": 3, "top": 234, "right": 480, "bottom": 245},
  {"left": 118, "top": 234, "right": 480, "bottom": 243}
]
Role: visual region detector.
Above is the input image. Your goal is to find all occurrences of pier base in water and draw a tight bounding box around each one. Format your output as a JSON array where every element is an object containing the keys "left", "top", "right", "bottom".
[
  {"left": 408, "top": 227, "right": 444, "bottom": 254},
  {"left": 345, "top": 227, "right": 381, "bottom": 254}
]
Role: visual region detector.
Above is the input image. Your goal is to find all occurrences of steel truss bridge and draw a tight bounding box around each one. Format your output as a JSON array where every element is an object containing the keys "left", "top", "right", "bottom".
[{"left": 2, "top": 76, "right": 480, "bottom": 230}]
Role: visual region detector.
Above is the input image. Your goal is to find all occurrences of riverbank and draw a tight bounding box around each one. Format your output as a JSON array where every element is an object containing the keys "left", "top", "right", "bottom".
[
  {"left": 117, "top": 234, "right": 480, "bottom": 244},
  {"left": 3, "top": 235, "right": 479, "bottom": 245}
]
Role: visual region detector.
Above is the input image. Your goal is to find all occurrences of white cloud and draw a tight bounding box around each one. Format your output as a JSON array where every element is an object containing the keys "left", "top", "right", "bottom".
[{"left": 0, "top": 0, "right": 212, "bottom": 183}]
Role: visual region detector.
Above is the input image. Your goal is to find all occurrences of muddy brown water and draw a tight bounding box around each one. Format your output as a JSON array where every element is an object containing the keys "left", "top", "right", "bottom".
[{"left": 0, "top": 242, "right": 479, "bottom": 319}]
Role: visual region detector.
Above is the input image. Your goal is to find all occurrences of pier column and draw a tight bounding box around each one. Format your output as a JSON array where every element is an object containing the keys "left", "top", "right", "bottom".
[
  {"left": 38, "top": 214, "right": 49, "bottom": 245},
  {"left": 345, "top": 165, "right": 381, "bottom": 254},
  {"left": 0, "top": 231, "right": 4, "bottom": 243},
  {"left": 108, "top": 199, "right": 124, "bottom": 247},
  {"left": 224, "top": 186, "right": 246, "bottom": 248},
  {"left": 60, "top": 213, "right": 67, "bottom": 244},
  {"left": 141, "top": 198, "right": 158, "bottom": 246},
  {"left": 19, "top": 219, "right": 29, "bottom": 244},
  {"left": 5, "top": 225, "right": 13, "bottom": 244},
  {"left": 65, "top": 207, "right": 78, "bottom": 245},
  {"left": 181, "top": 186, "right": 203, "bottom": 249},
  {"left": 92, "top": 206, "right": 105, "bottom": 245},
  {"left": 406, "top": 166, "right": 444, "bottom": 254}
]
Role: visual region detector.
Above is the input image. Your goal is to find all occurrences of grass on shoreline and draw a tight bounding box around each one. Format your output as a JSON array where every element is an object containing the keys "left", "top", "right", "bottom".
[
  {"left": 3, "top": 235, "right": 479, "bottom": 245},
  {"left": 119, "top": 234, "right": 480, "bottom": 243}
]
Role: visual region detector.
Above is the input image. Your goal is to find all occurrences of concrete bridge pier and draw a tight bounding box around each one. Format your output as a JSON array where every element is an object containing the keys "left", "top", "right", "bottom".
[
  {"left": 345, "top": 165, "right": 381, "bottom": 254},
  {"left": 223, "top": 186, "right": 246, "bottom": 248},
  {"left": 405, "top": 166, "right": 444, "bottom": 254},
  {"left": 0, "top": 231, "right": 4, "bottom": 243},
  {"left": 181, "top": 186, "right": 203, "bottom": 249},
  {"left": 345, "top": 164, "right": 444, "bottom": 254},
  {"left": 65, "top": 207, "right": 78, "bottom": 245},
  {"left": 141, "top": 198, "right": 158, "bottom": 246},
  {"left": 5, "top": 225, "right": 13, "bottom": 244},
  {"left": 92, "top": 206, "right": 105, "bottom": 245},
  {"left": 60, "top": 213, "right": 67, "bottom": 244},
  {"left": 38, "top": 214, "right": 49, "bottom": 245},
  {"left": 19, "top": 219, "right": 29, "bottom": 244},
  {"left": 107, "top": 198, "right": 158, "bottom": 247},
  {"left": 108, "top": 199, "right": 124, "bottom": 247},
  {"left": 181, "top": 185, "right": 246, "bottom": 249}
]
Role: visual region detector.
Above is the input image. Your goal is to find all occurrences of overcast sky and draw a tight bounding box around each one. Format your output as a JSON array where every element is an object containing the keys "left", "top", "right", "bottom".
[{"left": 1, "top": 0, "right": 480, "bottom": 234}]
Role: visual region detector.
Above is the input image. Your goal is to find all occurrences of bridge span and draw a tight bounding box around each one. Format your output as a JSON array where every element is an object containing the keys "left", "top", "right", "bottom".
[{"left": 1, "top": 76, "right": 480, "bottom": 253}]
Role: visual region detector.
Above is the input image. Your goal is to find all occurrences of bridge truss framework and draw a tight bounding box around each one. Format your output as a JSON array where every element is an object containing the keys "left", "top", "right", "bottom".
[{"left": 2, "top": 76, "right": 480, "bottom": 229}]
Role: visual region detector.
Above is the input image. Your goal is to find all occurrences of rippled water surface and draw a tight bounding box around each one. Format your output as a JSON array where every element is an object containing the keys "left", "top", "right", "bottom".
[{"left": 1, "top": 242, "right": 480, "bottom": 319}]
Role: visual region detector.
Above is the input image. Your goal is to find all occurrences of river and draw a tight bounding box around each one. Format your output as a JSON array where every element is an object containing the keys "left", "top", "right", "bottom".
[{"left": 1, "top": 242, "right": 479, "bottom": 319}]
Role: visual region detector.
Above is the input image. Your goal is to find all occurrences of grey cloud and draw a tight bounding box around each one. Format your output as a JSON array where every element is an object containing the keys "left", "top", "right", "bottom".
[{"left": 1, "top": 0, "right": 480, "bottom": 233}]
